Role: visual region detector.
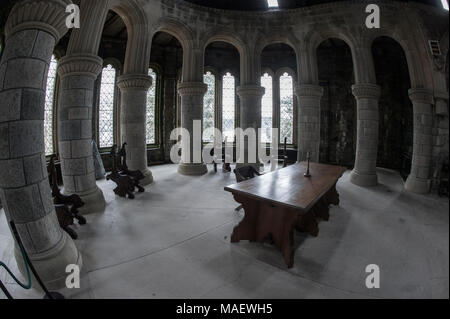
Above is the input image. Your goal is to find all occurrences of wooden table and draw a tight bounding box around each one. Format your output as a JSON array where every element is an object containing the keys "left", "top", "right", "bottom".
[{"left": 224, "top": 162, "right": 346, "bottom": 268}]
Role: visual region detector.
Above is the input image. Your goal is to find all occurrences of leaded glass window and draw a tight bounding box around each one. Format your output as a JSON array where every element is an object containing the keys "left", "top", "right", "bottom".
[
  {"left": 279, "top": 72, "right": 294, "bottom": 144},
  {"left": 261, "top": 73, "right": 273, "bottom": 143},
  {"left": 44, "top": 55, "right": 58, "bottom": 156},
  {"left": 146, "top": 68, "right": 157, "bottom": 145},
  {"left": 203, "top": 71, "right": 215, "bottom": 142},
  {"left": 222, "top": 72, "right": 235, "bottom": 141},
  {"left": 99, "top": 64, "right": 116, "bottom": 148}
]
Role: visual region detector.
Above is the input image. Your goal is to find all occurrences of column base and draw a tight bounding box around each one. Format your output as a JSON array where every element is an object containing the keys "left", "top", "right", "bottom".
[
  {"left": 14, "top": 231, "right": 82, "bottom": 291},
  {"left": 350, "top": 169, "right": 378, "bottom": 187},
  {"left": 140, "top": 168, "right": 154, "bottom": 186},
  {"left": 405, "top": 175, "right": 430, "bottom": 194},
  {"left": 77, "top": 186, "right": 106, "bottom": 215},
  {"left": 178, "top": 163, "right": 208, "bottom": 176}
]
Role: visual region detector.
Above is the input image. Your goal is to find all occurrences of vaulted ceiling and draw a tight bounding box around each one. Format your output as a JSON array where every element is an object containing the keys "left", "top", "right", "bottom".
[{"left": 181, "top": 0, "right": 443, "bottom": 11}]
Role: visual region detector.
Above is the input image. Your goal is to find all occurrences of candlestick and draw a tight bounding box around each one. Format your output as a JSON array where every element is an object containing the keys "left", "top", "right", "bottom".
[{"left": 304, "top": 151, "right": 311, "bottom": 177}]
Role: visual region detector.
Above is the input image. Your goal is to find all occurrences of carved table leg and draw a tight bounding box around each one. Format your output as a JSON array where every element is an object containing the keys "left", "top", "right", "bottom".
[
  {"left": 230, "top": 195, "right": 260, "bottom": 242},
  {"left": 325, "top": 183, "right": 340, "bottom": 206}
]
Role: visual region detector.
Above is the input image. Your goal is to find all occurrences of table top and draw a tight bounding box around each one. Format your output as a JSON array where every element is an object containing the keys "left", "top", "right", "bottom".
[{"left": 225, "top": 162, "right": 346, "bottom": 212}]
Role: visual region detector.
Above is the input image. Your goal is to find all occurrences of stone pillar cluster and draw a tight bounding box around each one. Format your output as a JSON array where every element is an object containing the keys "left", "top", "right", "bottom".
[
  {"left": 177, "top": 82, "right": 208, "bottom": 175},
  {"left": 118, "top": 73, "right": 154, "bottom": 185},
  {"left": 295, "top": 84, "right": 324, "bottom": 163},
  {"left": 236, "top": 85, "right": 265, "bottom": 167},
  {"left": 58, "top": 54, "right": 106, "bottom": 213},
  {"left": 0, "top": 0, "right": 81, "bottom": 289},
  {"left": 350, "top": 83, "right": 381, "bottom": 187},
  {"left": 405, "top": 88, "right": 434, "bottom": 194}
]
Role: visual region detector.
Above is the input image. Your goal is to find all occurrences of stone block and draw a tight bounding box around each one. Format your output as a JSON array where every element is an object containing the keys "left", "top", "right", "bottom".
[
  {"left": 21, "top": 89, "right": 45, "bottom": 120},
  {"left": 0, "top": 89, "right": 21, "bottom": 123},
  {"left": 4, "top": 184, "right": 46, "bottom": 224},
  {"left": 64, "top": 158, "right": 87, "bottom": 176},
  {"left": 0, "top": 123, "right": 9, "bottom": 159},
  {"left": 58, "top": 141, "right": 72, "bottom": 158},
  {"left": 31, "top": 31, "right": 55, "bottom": 61},
  {"left": 68, "top": 107, "right": 89, "bottom": 120},
  {"left": 67, "top": 75, "right": 94, "bottom": 90},
  {"left": 4, "top": 58, "right": 46, "bottom": 90},
  {"left": 74, "top": 173, "right": 96, "bottom": 192},
  {"left": 60, "top": 89, "right": 87, "bottom": 107},
  {"left": 71, "top": 139, "right": 92, "bottom": 158},
  {"left": 25, "top": 212, "right": 61, "bottom": 253},
  {"left": 2, "top": 30, "right": 37, "bottom": 61},
  {"left": 0, "top": 158, "right": 26, "bottom": 188},
  {"left": 62, "top": 175, "right": 76, "bottom": 193},
  {"left": 80, "top": 120, "right": 93, "bottom": 139},
  {"left": 58, "top": 120, "right": 81, "bottom": 141},
  {"left": 39, "top": 179, "right": 54, "bottom": 214},
  {"left": 0, "top": 63, "right": 6, "bottom": 88},
  {"left": 23, "top": 153, "right": 44, "bottom": 184},
  {"left": 8, "top": 121, "right": 44, "bottom": 157}
]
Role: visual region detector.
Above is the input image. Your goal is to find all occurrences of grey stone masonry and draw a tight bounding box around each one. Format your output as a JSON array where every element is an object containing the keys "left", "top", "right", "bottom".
[
  {"left": 236, "top": 85, "right": 265, "bottom": 168},
  {"left": 0, "top": 0, "right": 81, "bottom": 290},
  {"left": 177, "top": 82, "right": 208, "bottom": 175},
  {"left": 295, "top": 84, "right": 324, "bottom": 163},
  {"left": 350, "top": 83, "right": 381, "bottom": 187},
  {"left": 58, "top": 54, "right": 106, "bottom": 213},
  {"left": 117, "top": 73, "right": 154, "bottom": 185},
  {"left": 405, "top": 88, "right": 434, "bottom": 194}
]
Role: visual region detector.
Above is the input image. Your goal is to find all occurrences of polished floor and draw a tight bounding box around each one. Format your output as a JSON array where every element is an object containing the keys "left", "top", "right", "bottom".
[{"left": 1, "top": 164, "right": 449, "bottom": 299}]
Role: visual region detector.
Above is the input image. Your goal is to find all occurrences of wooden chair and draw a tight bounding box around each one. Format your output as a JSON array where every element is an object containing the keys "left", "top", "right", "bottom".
[
  {"left": 48, "top": 156, "right": 86, "bottom": 240},
  {"left": 106, "top": 145, "right": 139, "bottom": 199},
  {"left": 213, "top": 137, "right": 232, "bottom": 173},
  {"left": 233, "top": 165, "right": 262, "bottom": 211},
  {"left": 117, "top": 143, "right": 145, "bottom": 192}
]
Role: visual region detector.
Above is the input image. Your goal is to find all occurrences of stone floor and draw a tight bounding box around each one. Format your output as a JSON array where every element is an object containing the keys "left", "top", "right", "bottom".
[{"left": 0, "top": 164, "right": 448, "bottom": 299}]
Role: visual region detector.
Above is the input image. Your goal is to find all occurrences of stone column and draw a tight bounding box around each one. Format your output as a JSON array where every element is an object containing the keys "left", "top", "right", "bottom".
[
  {"left": 0, "top": 0, "right": 81, "bottom": 289},
  {"left": 350, "top": 83, "right": 381, "bottom": 187},
  {"left": 117, "top": 74, "right": 153, "bottom": 185},
  {"left": 405, "top": 88, "right": 434, "bottom": 194},
  {"left": 177, "top": 82, "right": 208, "bottom": 175},
  {"left": 295, "top": 84, "right": 324, "bottom": 162},
  {"left": 57, "top": 54, "right": 106, "bottom": 213},
  {"left": 236, "top": 85, "right": 265, "bottom": 167}
]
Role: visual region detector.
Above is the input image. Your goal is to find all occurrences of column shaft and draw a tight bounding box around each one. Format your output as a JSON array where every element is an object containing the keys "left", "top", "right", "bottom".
[
  {"left": 177, "top": 82, "right": 208, "bottom": 175},
  {"left": 295, "top": 84, "right": 323, "bottom": 162},
  {"left": 350, "top": 83, "right": 381, "bottom": 187},
  {"left": 0, "top": 0, "right": 81, "bottom": 289},
  {"left": 117, "top": 74, "right": 153, "bottom": 185},
  {"left": 237, "top": 85, "right": 265, "bottom": 168},
  {"left": 405, "top": 88, "right": 434, "bottom": 194},
  {"left": 58, "top": 54, "right": 105, "bottom": 213}
]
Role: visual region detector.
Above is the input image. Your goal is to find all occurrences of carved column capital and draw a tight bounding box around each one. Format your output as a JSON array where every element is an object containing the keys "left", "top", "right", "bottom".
[
  {"left": 236, "top": 85, "right": 265, "bottom": 98},
  {"left": 58, "top": 54, "right": 103, "bottom": 79},
  {"left": 5, "top": 0, "right": 72, "bottom": 41},
  {"left": 295, "top": 84, "right": 324, "bottom": 99},
  {"left": 352, "top": 83, "right": 381, "bottom": 100},
  {"left": 408, "top": 88, "right": 434, "bottom": 104},
  {"left": 177, "top": 82, "right": 208, "bottom": 97},
  {"left": 117, "top": 74, "right": 152, "bottom": 91}
]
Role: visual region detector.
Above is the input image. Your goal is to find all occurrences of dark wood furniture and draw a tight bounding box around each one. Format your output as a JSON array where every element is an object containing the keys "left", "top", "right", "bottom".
[
  {"left": 48, "top": 156, "right": 86, "bottom": 240},
  {"left": 233, "top": 165, "right": 263, "bottom": 211},
  {"left": 225, "top": 162, "right": 346, "bottom": 268},
  {"left": 106, "top": 145, "right": 144, "bottom": 199},
  {"left": 117, "top": 143, "right": 145, "bottom": 192}
]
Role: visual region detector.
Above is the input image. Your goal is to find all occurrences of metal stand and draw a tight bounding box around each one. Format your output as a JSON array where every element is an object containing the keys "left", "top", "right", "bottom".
[
  {"left": 304, "top": 152, "right": 311, "bottom": 178},
  {"left": 9, "top": 221, "right": 65, "bottom": 300}
]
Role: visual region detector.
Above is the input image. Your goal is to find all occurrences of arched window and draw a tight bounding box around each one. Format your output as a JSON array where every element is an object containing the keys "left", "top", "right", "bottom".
[
  {"left": 222, "top": 72, "right": 235, "bottom": 141},
  {"left": 146, "top": 68, "right": 157, "bottom": 145},
  {"left": 98, "top": 64, "right": 117, "bottom": 148},
  {"left": 203, "top": 71, "right": 215, "bottom": 142},
  {"left": 261, "top": 73, "right": 273, "bottom": 143},
  {"left": 279, "top": 72, "right": 294, "bottom": 144},
  {"left": 44, "top": 55, "right": 58, "bottom": 156}
]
